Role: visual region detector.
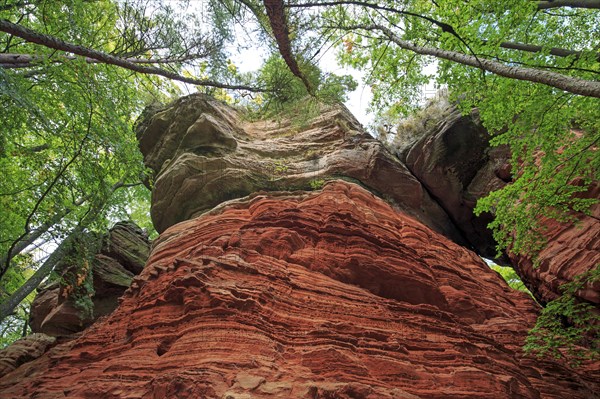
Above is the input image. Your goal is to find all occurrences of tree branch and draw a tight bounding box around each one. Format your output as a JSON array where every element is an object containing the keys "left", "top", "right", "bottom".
[
  {"left": 348, "top": 24, "right": 600, "bottom": 98},
  {"left": 0, "top": 19, "right": 263, "bottom": 92},
  {"left": 537, "top": 0, "right": 600, "bottom": 10},
  {"left": 497, "top": 41, "right": 600, "bottom": 62},
  {"left": 1, "top": 113, "right": 93, "bottom": 281},
  {"left": 0, "top": 53, "right": 216, "bottom": 68},
  {"left": 263, "top": 0, "right": 315, "bottom": 95}
]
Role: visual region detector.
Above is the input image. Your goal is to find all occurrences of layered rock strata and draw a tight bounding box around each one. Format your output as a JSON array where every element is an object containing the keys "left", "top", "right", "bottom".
[
  {"left": 0, "top": 182, "right": 596, "bottom": 398},
  {"left": 509, "top": 183, "right": 600, "bottom": 306},
  {"left": 29, "top": 221, "right": 150, "bottom": 336},
  {"left": 135, "top": 94, "right": 462, "bottom": 245},
  {"left": 0, "top": 333, "right": 55, "bottom": 378}
]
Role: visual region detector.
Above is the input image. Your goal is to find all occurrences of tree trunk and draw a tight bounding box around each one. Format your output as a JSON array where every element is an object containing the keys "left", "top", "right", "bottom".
[
  {"left": 263, "top": 0, "right": 314, "bottom": 94},
  {"left": 0, "top": 226, "right": 79, "bottom": 323}
]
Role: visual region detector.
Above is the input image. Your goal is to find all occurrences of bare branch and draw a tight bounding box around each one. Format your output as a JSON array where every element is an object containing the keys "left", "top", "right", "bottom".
[{"left": 0, "top": 19, "right": 263, "bottom": 92}]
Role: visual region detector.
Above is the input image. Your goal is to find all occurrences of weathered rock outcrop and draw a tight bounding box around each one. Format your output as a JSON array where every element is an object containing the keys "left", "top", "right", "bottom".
[
  {"left": 135, "top": 94, "right": 463, "bottom": 246},
  {"left": 509, "top": 182, "right": 600, "bottom": 306},
  {"left": 0, "top": 334, "right": 55, "bottom": 378},
  {"left": 0, "top": 182, "right": 597, "bottom": 398},
  {"left": 29, "top": 221, "right": 150, "bottom": 336},
  {"left": 397, "top": 104, "right": 598, "bottom": 307},
  {"left": 400, "top": 107, "right": 511, "bottom": 261}
]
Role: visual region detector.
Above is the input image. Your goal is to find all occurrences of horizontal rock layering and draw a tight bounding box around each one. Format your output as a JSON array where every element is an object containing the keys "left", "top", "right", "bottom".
[
  {"left": 136, "top": 94, "right": 462, "bottom": 244},
  {"left": 0, "top": 181, "right": 596, "bottom": 398}
]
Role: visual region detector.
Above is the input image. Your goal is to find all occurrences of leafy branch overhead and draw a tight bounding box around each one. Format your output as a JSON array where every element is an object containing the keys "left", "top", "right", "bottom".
[{"left": 0, "top": 19, "right": 262, "bottom": 92}]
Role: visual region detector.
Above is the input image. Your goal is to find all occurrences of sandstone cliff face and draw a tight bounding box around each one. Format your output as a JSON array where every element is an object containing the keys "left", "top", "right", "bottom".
[
  {"left": 29, "top": 221, "right": 150, "bottom": 336},
  {"left": 509, "top": 183, "right": 600, "bottom": 306},
  {"left": 0, "top": 182, "right": 597, "bottom": 398},
  {"left": 397, "top": 106, "right": 598, "bottom": 308},
  {"left": 135, "top": 94, "right": 463, "bottom": 246},
  {"left": 401, "top": 108, "right": 511, "bottom": 261}
]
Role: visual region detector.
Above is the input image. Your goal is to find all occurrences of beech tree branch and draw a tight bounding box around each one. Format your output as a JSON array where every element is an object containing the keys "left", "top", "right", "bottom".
[
  {"left": 537, "top": 0, "right": 600, "bottom": 9},
  {"left": 348, "top": 24, "right": 600, "bottom": 98},
  {"left": 0, "top": 19, "right": 263, "bottom": 92},
  {"left": 497, "top": 41, "right": 600, "bottom": 62},
  {"left": 0, "top": 53, "right": 215, "bottom": 68}
]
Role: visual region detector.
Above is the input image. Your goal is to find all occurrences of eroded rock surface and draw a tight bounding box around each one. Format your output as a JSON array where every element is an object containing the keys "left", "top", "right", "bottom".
[
  {"left": 0, "top": 334, "right": 55, "bottom": 378},
  {"left": 401, "top": 107, "right": 511, "bottom": 261},
  {"left": 398, "top": 105, "right": 599, "bottom": 308},
  {"left": 136, "top": 94, "right": 462, "bottom": 245},
  {"left": 29, "top": 221, "right": 150, "bottom": 336},
  {"left": 1, "top": 182, "right": 596, "bottom": 398},
  {"left": 510, "top": 183, "right": 600, "bottom": 306}
]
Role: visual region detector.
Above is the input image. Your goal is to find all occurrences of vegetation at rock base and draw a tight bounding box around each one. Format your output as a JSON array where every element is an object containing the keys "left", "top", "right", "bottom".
[{"left": 0, "top": 0, "right": 598, "bottom": 364}]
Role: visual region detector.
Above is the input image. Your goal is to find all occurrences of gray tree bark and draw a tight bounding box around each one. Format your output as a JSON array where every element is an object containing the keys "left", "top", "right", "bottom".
[
  {"left": 355, "top": 24, "right": 600, "bottom": 99},
  {"left": 0, "top": 19, "right": 262, "bottom": 92}
]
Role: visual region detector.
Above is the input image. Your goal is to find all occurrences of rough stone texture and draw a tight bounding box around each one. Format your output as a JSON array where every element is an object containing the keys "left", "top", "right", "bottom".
[
  {"left": 0, "top": 333, "right": 55, "bottom": 378},
  {"left": 402, "top": 107, "right": 511, "bottom": 261},
  {"left": 29, "top": 221, "right": 150, "bottom": 336},
  {"left": 136, "top": 94, "right": 463, "bottom": 246},
  {"left": 510, "top": 182, "right": 600, "bottom": 306},
  {"left": 1, "top": 182, "right": 596, "bottom": 398}
]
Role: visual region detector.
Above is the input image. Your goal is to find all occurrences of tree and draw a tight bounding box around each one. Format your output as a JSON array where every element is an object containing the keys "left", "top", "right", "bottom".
[{"left": 0, "top": 0, "right": 261, "bottom": 325}]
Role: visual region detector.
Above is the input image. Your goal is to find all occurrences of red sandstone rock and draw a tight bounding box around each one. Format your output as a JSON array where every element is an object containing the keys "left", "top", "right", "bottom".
[
  {"left": 135, "top": 94, "right": 463, "bottom": 245},
  {"left": 0, "top": 333, "right": 55, "bottom": 378},
  {"left": 510, "top": 182, "right": 600, "bottom": 306},
  {"left": 0, "top": 181, "right": 596, "bottom": 398}
]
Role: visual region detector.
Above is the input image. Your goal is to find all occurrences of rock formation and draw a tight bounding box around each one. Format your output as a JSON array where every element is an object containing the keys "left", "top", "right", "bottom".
[
  {"left": 135, "top": 94, "right": 463, "bottom": 245},
  {"left": 509, "top": 182, "right": 600, "bottom": 306},
  {"left": 396, "top": 104, "right": 598, "bottom": 307},
  {"left": 400, "top": 107, "right": 511, "bottom": 261},
  {"left": 29, "top": 221, "right": 150, "bottom": 336},
  {"left": 1, "top": 95, "right": 598, "bottom": 398},
  {"left": 0, "top": 333, "right": 55, "bottom": 378},
  {"left": 1, "top": 181, "right": 597, "bottom": 398}
]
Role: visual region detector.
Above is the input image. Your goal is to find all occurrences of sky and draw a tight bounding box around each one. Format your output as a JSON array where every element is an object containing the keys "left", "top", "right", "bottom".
[
  {"left": 225, "top": 19, "right": 375, "bottom": 127},
  {"left": 174, "top": 0, "right": 440, "bottom": 129}
]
